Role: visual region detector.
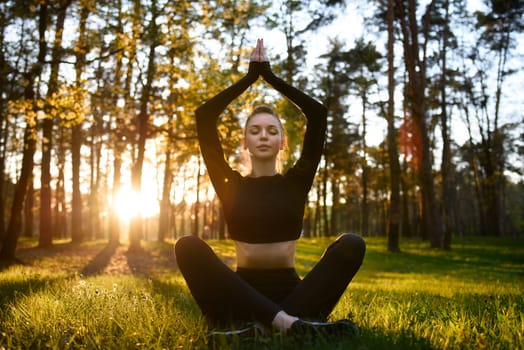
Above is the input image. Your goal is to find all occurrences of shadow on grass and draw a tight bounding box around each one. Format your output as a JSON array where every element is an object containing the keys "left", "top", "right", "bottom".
[
  {"left": 202, "top": 325, "right": 435, "bottom": 350},
  {"left": 77, "top": 241, "right": 177, "bottom": 277},
  {"left": 125, "top": 241, "right": 176, "bottom": 277},
  {"left": 355, "top": 327, "right": 435, "bottom": 350},
  {"left": 80, "top": 242, "right": 118, "bottom": 276},
  {"left": 0, "top": 272, "right": 64, "bottom": 311},
  {"left": 0, "top": 257, "right": 29, "bottom": 273}
]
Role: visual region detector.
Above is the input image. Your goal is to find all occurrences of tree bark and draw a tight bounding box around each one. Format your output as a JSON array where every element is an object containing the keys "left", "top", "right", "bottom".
[
  {"left": 397, "top": 0, "right": 443, "bottom": 248},
  {"left": 158, "top": 150, "right": 172, "bottom": 242},
  {"left": 71, "top": 2, "right": 90, "bottom": 244},
  {"left": 439, "top": 0, "right": 455, "bottom": 249},
  {"left": 0, "top": 2, "right": 48, "bottom": 261},
  {"left": 192, "top": 155, "right": 202, "bottom": 237},
  {"left": 129, "top": 0, "right": 159, "bottom": 251},
  {"left": 39, "top": 0, "right": 72, "bottom": 248},
  {"left": 23, "top": 175, "right": 35, "bottom": 238},
  {"left": 361, "top": 94, "right": 369, "bottom": 237},
  {"left": 386, "top": 0, "right": 401, "bottom": 252}
]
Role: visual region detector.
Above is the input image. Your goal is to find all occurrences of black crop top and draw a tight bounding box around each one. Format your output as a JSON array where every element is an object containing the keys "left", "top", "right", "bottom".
[{"left": 195, "top": 62, "right": 327, "bottom": 243}]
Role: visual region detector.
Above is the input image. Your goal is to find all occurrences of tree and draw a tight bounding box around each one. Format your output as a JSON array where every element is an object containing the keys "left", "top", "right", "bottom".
[
  {"left": 469, "top": 0, "right": 523, "bottom": 236},
  {"left": 396, "top": 0, "right": 443, "bottom": 248},
  {"left": 432, "top": 0, "right": 459, "bottom": 249},
  {"left": 314, "top": 40, "right": 360, "bottom": 236},
  {"left": 345, "top": 38, "right": 382, "bottom": 237},
  {"left": 106, "top": 0, "right": 134, "bottom": 246},
  {"left": 129, "top": 0, "right": 161, "bottom": 251},
  {"left": 0, "top": 2, "right": 48, "bottom": 261},
  {"left": 39, "top": 0, "right": 73, "bottom": 248},
  {"left": 0, "top": 1, "right": 9, "bottom": 241},
  {"left": 386, "top": 0, "right": 401, "bottom": 252},
  {"left": 71, "top": 0, "right": 93, "bottom": 244}
]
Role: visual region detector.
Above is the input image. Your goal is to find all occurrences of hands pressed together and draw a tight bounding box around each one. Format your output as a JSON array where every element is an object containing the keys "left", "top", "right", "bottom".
[{"left": 250, "top": 38, "right": 269, "bottom": 63}]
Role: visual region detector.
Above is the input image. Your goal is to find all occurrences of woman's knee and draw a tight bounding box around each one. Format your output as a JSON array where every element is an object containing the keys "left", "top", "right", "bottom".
[
  {"left": 334, "top": 233, "right": 366, "bottom": 263},
  {"left": 174, "top": 235, "right": 205, "bottom": 266}
]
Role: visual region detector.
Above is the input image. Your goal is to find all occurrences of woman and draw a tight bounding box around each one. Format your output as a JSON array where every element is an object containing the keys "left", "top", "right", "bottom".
[{"left": 175, "top": 39, "right": 365, "bottom": 338}]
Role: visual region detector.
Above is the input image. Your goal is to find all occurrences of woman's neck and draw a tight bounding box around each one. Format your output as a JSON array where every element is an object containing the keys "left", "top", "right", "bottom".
[{"left": 249, "top": 159, "right": 278, "bottom": 177}]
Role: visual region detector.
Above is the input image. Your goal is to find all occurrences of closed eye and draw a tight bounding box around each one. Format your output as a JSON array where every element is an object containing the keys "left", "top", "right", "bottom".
[
  {"left": 248, "top": 126, "right": 261, "bottom": 134},
  {"left": 268, "top": 127, "right": 279, "bottom": 135}
]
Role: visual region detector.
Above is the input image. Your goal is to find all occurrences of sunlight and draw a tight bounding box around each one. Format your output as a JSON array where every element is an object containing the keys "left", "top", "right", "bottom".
[{"left": 112, "top": 186, "right": 160, "bottom": 222}]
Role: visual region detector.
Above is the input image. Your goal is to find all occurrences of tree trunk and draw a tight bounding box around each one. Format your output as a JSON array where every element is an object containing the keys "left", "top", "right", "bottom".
[
  {"left": 158, "top": 150, "right": 172, "bottom": 242},
  {"left": 0, "top": 120, "right": 38, "bottom": 261},
  {"left": 361, "top": 94, "right": 369, "bottom": 237},
  {"left": 23, "top": 175, "right": 34, "bottom": 238},
  {"left": 0, "top": 2, "right": 47, "bottom": 261},
  {"left": 439, "top": 0, "right": 455, "bottom": 249},
  {"left": 71, "top": 3, "right": 90, "bottom": 244},
  {"left": 192, "top": 156, "right": 202, "bottom": 237},
  {"left": 330, "top": 177, "right": 339, "bottom": 236},
  {"left": 39, "top": 0, "right": 71, "bottom": 248},
  {"left": 321, "top": 156, "right": 330, "bottom": 236},
  {"left": 71, "top": 122, "right": 83, "bottom": 243},
  {"left": 107, "top": 1, "right": 127, "bottom": 246},
  {"left": 129, "top": 0, "right": 159, "bottom": 251},
  {"left": 108, "top": 154, "right": 122, "bottom": 245},
  {"left": 0, "top": 110, "right": 7, "bottom": 240},
  {"left": 397, "top": 0, "right": 443, "bottom": 248},
  {"left": 0, "top": 13, "right": 8, "bottom": 241},
  {"left": 386, "top": 0, "right": 401, "bottom": 252},
  {"left": 54, "top": 156, "right": 67, "bottom": 239}
]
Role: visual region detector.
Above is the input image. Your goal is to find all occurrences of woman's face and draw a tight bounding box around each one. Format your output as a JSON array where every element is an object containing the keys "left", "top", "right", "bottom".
[{"left": 244, "top": 112, "right": 284, "bottom": 161}]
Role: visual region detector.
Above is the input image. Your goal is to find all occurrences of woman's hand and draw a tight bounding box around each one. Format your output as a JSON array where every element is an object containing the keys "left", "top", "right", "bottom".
[{"left": 250, "top": 38, "right": 269, "bottom": 62}]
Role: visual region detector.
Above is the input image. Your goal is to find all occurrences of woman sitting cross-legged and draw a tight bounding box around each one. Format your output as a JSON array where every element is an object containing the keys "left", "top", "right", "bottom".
[{"left": 175, "top": 38, "right": 366, "bottom": 340}]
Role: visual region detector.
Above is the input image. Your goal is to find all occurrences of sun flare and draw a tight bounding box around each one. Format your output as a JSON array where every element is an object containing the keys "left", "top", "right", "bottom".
[{"left": 112, "top": 187, "right": 159, "bottom": 222}]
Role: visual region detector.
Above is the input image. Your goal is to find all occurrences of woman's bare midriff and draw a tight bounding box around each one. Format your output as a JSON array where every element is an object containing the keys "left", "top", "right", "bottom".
[{"left": 235, "top": 240, "right": 296, "bottom": 269}]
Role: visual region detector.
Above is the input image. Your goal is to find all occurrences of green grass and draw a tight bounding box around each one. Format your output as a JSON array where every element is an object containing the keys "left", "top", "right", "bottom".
[{"left": 0, "top": 237, "right": 523, "bottom": 349}]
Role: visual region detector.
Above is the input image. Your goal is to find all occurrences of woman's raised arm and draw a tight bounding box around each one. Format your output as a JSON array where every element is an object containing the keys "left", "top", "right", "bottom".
[{"left": 195, "top": 42, "right": 265, "bottom": 197}]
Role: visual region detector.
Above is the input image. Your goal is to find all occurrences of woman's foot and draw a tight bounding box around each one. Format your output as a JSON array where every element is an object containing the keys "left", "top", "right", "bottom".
[
  {"left": 288, "top": 319, "right": 360, "bottom": 337},
  {"left": 272, "top": 311, "right": 359, "bottom": 337},
  {"left": 271, "top": 310, "right": 299, "bottom": 332}
]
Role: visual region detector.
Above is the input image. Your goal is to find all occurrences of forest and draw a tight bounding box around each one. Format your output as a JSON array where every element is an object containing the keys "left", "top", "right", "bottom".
[{"left": 0, "top": 0, "right": 523, "bottom": 261}]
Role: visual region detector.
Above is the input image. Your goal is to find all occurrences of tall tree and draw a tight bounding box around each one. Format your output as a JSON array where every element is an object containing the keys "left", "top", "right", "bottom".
[
  {"left": 470, "top": 0, "right": 523, "bottom": 236},
  {"left": 129, "top": 0, "right": 160, "bottom": 251},
  {"left": 107, "top": 0, "right": 131, "bottom": 246},
  {"left": 39, "top": 0, "right": 72, "bottom": 248},
  {"left": 434, "top": 0, "right": 457, "bottom": 249},
  {"left": 0, "top": 1, "right": 9, "bottom": 241},
  {"left": 345, "top": 38, "right": 382, "bottom": 237},
  {"left": 157, "top": 1, "right": 197, "bottom": 241},
  {"left": 386, "top": 0, "right": 401, "bottom": 252},
  {"left": 316, "top": 40, "right": 359, "bottom": 236},
  {"left": 0, "top": 2, "right": 48, "bottom": 261},
  {"left": 71, "top": 0, "right": 92, "bottom": 244},
  {"left": 396, "top": 0, "right": 443, "bottom": 248}
]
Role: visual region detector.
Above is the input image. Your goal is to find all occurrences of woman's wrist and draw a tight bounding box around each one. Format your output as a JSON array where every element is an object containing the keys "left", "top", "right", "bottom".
[
  {"left": 248, "top": 61, "right": 271, "bottom": 76},
  {"left": 259, "top": 61, "right": 277, "bottom": 83}
]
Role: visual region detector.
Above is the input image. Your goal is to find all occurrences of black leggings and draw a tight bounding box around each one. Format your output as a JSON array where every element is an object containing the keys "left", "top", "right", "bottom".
[{"left": 174, "top": 233, "right": 365, "bottom": 327}]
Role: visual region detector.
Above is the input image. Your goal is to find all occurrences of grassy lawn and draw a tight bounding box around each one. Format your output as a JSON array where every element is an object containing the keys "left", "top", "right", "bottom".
[{"left": 0, "top": 236, "right": 523, "bottom": 349}]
